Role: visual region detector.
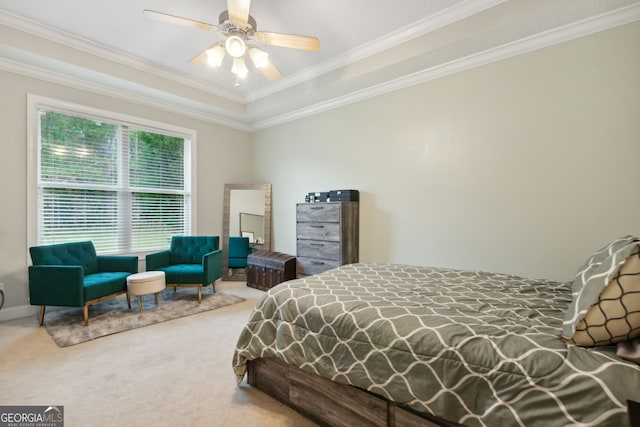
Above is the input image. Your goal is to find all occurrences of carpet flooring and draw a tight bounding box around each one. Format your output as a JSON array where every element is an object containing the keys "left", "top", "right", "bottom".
[
  {"left": 43, "top": 287, "right": 245, "bottom": 347},
  {"left": 0, "top": 281, "right": 317, "bottom": 427}
]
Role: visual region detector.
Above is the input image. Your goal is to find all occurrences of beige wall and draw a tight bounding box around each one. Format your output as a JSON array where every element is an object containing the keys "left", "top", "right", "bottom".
[
  {"left": 0, "top": 71, "right": 252, "bottom": 314},
  {"left": 253, "top": 21, "right": 640, "bottom": 282}
]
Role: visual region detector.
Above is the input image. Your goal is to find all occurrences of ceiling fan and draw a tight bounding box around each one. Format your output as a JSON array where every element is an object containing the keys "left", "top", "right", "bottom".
[{"left": 143, "top": 0, "right": 320, "bottom": 85}]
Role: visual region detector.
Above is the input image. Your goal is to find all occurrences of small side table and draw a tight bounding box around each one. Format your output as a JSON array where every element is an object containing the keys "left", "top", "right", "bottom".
[{"left": 127, "top": 271, "right": 166, "bottom": 312}]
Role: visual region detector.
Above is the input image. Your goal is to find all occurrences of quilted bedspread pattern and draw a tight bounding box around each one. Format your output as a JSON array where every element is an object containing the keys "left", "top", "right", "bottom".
[{"left": 233, "top": 263, "right": 640, "bottom": 426}]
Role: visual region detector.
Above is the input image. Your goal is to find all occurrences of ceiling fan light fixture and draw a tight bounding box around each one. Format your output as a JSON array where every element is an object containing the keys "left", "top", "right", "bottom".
[
  {"left": 225, "top": 35, "right": 246, "bottom": 58},
  {"left": 205, "top": 44, "right": 225, "bottom": 68},
  {"left": 231, "top": 57, "right": 249, "bottom": 79},
  {"left": 249, "top": 47, "right": 269, "bottom": 69},
  {"left": 144, "top": 3, "right": 319, "bottom": 85}
]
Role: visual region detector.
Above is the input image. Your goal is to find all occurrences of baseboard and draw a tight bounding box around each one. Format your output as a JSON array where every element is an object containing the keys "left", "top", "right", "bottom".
[{"left": 0, "top": 304, "right": 39, "bottom": 322}]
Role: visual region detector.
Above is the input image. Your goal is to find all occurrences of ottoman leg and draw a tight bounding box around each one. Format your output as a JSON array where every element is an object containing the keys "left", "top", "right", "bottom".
[{"left": 137, "top": 296, "right": 144, "bottom": 312}]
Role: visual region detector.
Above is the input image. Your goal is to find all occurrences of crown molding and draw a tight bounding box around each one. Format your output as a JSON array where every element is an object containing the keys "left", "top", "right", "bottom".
[
  {"left": 0, "top": 2, "right": 507, "bottom": 106},
  {"left": 0, "top": 9, "right": 245, "bottom": 104},
  {"left": 245, "top": 0, "right": 507, "bottom": 103},
  {"left": 0, "top": 57, "right": 251, "bottom": 131},
  {"left": 1, "top": 3, "right": 638, "bottom": 132},
  {"left": 251, "top": 2, "right": 640, "bottom": 130}
]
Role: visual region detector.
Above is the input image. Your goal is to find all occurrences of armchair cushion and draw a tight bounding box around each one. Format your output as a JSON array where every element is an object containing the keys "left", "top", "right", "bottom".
[
  {"left": 169, "top": 236, "right": 220, "bottom": 264},
  {"left": 83, "top": 271, "right": 132, "bottom": 301},
  {"left": 162, "top": 264, "right": 207, "bottom": 284},
  {"left": 30, "top": 240, "right": 99, "bottom": 275}
]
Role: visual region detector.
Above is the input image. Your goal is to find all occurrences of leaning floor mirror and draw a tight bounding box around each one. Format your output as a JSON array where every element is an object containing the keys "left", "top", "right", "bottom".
[{"left": 222, "top": 183, "right": 272, "bottom": 281}]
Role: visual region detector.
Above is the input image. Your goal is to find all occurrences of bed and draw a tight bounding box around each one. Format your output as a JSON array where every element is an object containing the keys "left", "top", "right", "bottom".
[{"left": 233, "top": 237, "right": 640, "bottom": 426}]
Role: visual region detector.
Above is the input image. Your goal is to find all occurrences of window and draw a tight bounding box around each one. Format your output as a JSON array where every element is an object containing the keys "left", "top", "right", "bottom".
[{"left": 28, "top": 96, "right": 195, "bottom": 254}]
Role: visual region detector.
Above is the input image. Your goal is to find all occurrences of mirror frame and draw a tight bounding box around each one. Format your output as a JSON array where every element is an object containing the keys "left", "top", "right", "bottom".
[{"left": 222, "top": 183, "right": 272, "bottom": 281}]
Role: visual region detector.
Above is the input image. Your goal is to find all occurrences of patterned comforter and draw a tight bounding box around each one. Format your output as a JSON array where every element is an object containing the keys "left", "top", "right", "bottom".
[{"left": 232, "top": 263, "right": 640, "bottom": 426}]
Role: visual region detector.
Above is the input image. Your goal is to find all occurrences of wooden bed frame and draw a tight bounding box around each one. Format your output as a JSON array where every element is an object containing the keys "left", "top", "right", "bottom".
[
  {"left": 246, "top": 357, "right": 463, "bottom": 427},
  {"left": 247, "top": 358, "right": 640, "bottom": 427}
]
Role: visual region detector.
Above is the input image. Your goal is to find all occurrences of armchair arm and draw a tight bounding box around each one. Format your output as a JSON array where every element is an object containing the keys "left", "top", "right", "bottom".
[
  {"left": 28, "top": 265, "right": 84, "bottom": 307},
  {"left": 146, "top": 250, "right": 171, "bottom": 271},
  {"left": 98, "top": 255, "right": 139, "bottom": 274},
  {"left": 203, "top": 249, "right": 223, "bottom": 285}
]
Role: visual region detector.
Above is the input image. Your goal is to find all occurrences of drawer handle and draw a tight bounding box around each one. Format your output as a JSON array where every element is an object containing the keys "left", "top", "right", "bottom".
[
  {"left": 310, "top": 243, "right": 325, "bottom": 247},
  {"left": 310, "top": 225, "right": 325, "bottom": 228},
  {"left": 311, "top": 261, "right": 325, "bottom": 265},
  {"left": 310, "top": 206, "right": 324, "bottom": 210}
]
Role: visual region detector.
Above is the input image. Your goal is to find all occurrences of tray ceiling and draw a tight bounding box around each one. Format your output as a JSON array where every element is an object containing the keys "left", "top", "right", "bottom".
[{"left": 0, "top": 0, "right": 639, "bottom": 129}]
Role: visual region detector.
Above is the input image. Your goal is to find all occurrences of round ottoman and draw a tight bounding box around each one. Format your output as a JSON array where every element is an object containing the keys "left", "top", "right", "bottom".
[{"left": 127, "top": 271, "right": 166, "bottom": 312}]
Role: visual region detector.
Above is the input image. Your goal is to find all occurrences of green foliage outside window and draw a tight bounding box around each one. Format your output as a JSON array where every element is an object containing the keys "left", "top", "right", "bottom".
[{"left": 38, "top": 110, "right": 190, "bottom": 253}]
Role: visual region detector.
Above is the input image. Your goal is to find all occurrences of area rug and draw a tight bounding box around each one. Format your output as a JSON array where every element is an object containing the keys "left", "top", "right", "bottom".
[{"left": 44, "top": 289, "right": 245, "bottom": 347}]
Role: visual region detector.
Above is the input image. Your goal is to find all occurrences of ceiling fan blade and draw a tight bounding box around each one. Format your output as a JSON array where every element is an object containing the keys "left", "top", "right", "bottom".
[
  {"left": 255, "top": 32, "right": 320, "bottom": 51},
  {"left": 143, "top": 9, "right": 219, "bottom": 31},
  {"left": 259, "top": 60, "right": 282, "bottom": 81},
  {"left": 188, "top": 51, "right": 209, "bottom": 67},
  {"left": 227, "top": 0, "right": 251, "bottom": 26},
  {"left": 188, "top": 42, "right": 225, "bottom": 67}
]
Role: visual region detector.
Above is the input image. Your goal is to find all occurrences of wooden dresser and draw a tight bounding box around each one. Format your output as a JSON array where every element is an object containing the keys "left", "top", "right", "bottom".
[{"left": 296, "top": 201, "right": 359, "bottom": 276}]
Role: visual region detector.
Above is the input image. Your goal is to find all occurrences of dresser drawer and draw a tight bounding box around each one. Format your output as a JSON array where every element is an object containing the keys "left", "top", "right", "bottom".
[
  {"left": 297, "top": 257, "right": 340, "bottom": 276},
  {"left": 297, "top": 240, "right": 340, "bottom": 260},
  {"left": 297, "top": 222, "right": 340, "bottom": 241},
  {"left": 297, "top": 203, "right": 341, "bottom": 222}
]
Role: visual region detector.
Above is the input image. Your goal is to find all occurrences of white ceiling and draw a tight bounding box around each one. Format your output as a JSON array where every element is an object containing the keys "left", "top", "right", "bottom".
[{"left": 1, "top": 0, "right": 639, "bottom": 129}]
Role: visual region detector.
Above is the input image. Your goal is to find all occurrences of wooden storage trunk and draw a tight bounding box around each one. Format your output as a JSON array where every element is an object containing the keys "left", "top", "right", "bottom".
[{"left": 247, "top": 250, "right": 296, "bottom": 291}]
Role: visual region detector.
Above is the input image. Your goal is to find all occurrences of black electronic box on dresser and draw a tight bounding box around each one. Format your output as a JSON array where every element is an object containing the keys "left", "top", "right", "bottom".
[{"left": 296, "top": 194, "right": 359, "bottom": 276}]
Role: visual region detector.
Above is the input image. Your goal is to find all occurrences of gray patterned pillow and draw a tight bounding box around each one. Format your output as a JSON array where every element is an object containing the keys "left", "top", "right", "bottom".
[{"left": 562, "top": 236, "right": 640, "bottom": 347}]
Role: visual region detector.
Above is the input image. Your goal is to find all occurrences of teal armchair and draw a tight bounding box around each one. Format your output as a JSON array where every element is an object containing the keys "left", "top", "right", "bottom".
[
  {"left": 29, "top": 241, "right": 138, "bottom": 326},
  {"left": 145, "top": 236, "right": 222, "bottom": 303},
  {"left": 228, "top": 236, "right": 252, "bottom": 269}
]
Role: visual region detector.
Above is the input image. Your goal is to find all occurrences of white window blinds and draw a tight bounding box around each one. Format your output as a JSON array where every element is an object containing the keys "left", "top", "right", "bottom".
[{"left": 37, "top": 109, "right": 191, "bottom": 254}]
